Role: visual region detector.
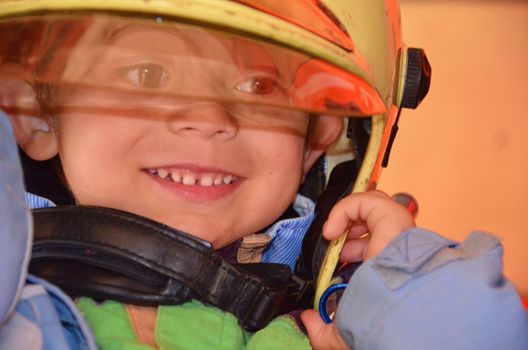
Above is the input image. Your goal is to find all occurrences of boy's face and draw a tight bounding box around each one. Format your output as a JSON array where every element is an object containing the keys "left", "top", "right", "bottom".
[
  {"left": 10, "top": 21, "right": 342, "bottom": 248},
  {"left": 55, "top": 101, "right": 309, "bottom": 248}
]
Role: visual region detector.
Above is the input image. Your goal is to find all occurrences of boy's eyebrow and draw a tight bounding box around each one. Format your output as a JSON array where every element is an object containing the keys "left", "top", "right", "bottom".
[
  {"left": 231, "top": 38, "right": 274, "bottom": 65},
  {"left": 104, "top": 23, "right": 173, "bottom": 43},
  {"left": 102, "top": 21, "right": 311, "bottom": 80}
]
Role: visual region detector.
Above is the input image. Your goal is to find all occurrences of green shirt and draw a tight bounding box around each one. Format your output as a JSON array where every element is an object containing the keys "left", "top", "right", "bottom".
[{"left": 77, "top": 298, "right": 311, "bottom": 350}]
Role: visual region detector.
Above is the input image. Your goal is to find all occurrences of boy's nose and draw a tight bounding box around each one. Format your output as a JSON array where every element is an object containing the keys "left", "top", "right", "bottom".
[{"left": 166, "top": 102, "right": 238, "bottom": 140}]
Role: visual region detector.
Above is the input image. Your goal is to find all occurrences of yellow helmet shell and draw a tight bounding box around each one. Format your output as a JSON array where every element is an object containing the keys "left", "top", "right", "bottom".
[{"left": 0, "top": 0, "right": 403, "bottom": 107}]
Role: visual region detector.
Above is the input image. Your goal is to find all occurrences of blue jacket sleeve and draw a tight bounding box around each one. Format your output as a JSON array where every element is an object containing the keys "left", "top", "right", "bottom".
[
  {"left": 336, "top": 228, "right": 528, "bottom": 350},
  {"left": 0, "top": 111, "right": 32, "bottom": 325}
]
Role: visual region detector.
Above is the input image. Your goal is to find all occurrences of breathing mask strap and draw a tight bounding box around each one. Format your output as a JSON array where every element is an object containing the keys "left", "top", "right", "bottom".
[{"left": 30, "top": 206, "right": 303, "bottom": 332}]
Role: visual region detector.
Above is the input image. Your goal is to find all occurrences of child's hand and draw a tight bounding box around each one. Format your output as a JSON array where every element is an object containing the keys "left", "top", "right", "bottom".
[
  {"left": 301, "top": 310, "right": 351, "bottom": 350},
  {"left": 323, "top": 190, "right": 415, "bottom": 262},
  {"left": 301, "top": 191, "right": 415, "bottom": 349}
]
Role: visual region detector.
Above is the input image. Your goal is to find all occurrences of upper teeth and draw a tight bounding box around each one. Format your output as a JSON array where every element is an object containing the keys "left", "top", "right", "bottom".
[{"left": 149, "top": 168, "right": 235, "bottom": 186}]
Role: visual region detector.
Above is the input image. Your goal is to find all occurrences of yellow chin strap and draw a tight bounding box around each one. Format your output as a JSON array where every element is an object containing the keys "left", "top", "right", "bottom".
[{"left": 314, "top": 113, "right": 385, "bottom": 309}]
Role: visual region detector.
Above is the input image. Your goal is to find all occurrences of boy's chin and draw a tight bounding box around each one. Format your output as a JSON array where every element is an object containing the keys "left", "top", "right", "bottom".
[
  {"left": 74, "top": 198, "right": 257, "bottom": 249},
  {"left": 160, "top": 219, "right": 242, "bottom": 249},
  {"left": 191, "top": 231, "right": 239, "bottom": 250}
]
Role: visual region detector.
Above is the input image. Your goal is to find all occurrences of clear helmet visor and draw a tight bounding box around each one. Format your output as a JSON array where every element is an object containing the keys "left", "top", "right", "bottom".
[{"left": 0, "top": 15, "right": 385, "bottom": 122}]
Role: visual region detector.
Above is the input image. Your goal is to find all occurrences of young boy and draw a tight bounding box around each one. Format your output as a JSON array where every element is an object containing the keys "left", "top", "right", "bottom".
[{"left": 1, "top": 1, "right": 526, "bottom": 349}]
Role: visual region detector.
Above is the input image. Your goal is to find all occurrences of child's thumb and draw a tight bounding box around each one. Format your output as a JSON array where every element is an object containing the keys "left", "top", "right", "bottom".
[{"left": 300, "top": 310, "right": 350, "bottom": 350}]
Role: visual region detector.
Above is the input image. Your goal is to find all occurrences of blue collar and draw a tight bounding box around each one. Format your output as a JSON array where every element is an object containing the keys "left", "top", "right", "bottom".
[{"left": 261, "top": 194, "right": 315, "bottom": 270}]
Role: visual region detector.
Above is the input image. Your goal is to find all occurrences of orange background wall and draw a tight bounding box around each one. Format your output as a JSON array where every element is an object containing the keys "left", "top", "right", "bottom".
[{"left": 379, "top": 1, "right": 528, "bottom": 293}]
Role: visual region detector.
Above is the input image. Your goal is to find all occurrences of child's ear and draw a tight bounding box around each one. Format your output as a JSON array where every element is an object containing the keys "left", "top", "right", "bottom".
[
  {"left": 1, "top": 79, "right": 59, "bottom": 161},
  {"left": 303, "top": 114, "right": 343, "bottom": 175},
  {"left": 9, "top": 114, "right": 59, "bottom": 161},
  {"left": 1, "top": 81, "right": 59, "bottom": 161}
]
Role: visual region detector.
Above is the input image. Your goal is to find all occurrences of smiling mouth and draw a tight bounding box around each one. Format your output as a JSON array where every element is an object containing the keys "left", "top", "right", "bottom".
[{"left": 147, "top": 167, "right": 237, "bottom": 187}]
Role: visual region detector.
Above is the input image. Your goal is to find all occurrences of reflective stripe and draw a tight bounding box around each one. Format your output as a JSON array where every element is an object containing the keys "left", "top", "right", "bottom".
[{"left": 19, "top": 284, "right": 47, "bottom": 300}]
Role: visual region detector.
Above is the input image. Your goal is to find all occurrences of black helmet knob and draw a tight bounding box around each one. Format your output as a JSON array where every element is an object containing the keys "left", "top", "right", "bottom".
[{"left": 401, "top": 47, "right": 431, "bottom": 109}]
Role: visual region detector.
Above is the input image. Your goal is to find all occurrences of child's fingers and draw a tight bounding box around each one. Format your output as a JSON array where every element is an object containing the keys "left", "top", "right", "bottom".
[
  {"left": 322, "top": 190, "right": 415, "bottom": 260},
  {"left": 300, "top": 310, "right": 351, "bottom": 350},
  {"left": 322, "top": 191, "right": 392, "bottom": 240},
  {"left": 324, "top": 191, "right": 414, "bottom": 234},
  {"left": 348, "top": 222, "right": 368, "bottom": 236},
  {"left": 339, "top": 238, "right": 369, "bottom": 263},
  {"left": 322, "top": 197, "right": 363, "bottom": 240}
]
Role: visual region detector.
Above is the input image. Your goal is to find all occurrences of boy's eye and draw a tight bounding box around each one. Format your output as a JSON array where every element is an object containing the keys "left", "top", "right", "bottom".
[
  {"left": 120, "top": 63, "right": 169, "bottom": 89},
  {"left": 235, "top": 75, "right": 284, "bottom": 96}
]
